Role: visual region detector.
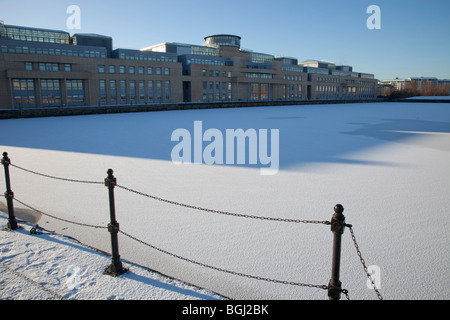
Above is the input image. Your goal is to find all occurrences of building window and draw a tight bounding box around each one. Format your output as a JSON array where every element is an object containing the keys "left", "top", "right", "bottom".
[
  {"left": 119, "top": 80, "right": 127, "bottom": 104},
  {"left": 138, "top": 80, "right": 145, "bottom": 103},
  {"left": 99, "top": 80, "right": 107, "bottom": 105},
  {"left": 147, "top": 67, "right": 153, "bottom": 75},
  {"left": 12, "top": 79, "right": 36, "bottom": 108},
  {"left": 109, "top": 80, "right": 117, "bottom": 104},
  {"left": 202, "top": 70, "right": 207, "bottom": 77},
  {"left": 156, "top": 67, "right": 162, "bottom": 75},
  {"left": 138, "top": 66, "right": 144, "bottom": 75},
  {"left": 164, "top": 80, "right": 171, "bottom": 102},
  {"left": 164, "top": 68, "right": 170, "bottom": 75},
  {"left": 202, "top": 81, "right": 208, "bottom": 101},
  {"left": 66, "top": 80, "right": 85, "bottom": 106},
  {"left": 109, "top": 65, "right": 116, "bottom": 74},
  {"left": 64, "top": 64, "right": 72, "bottom": 72},
  {"left": 119, "top": 66, "right": 126, "bottom": 74},
  {"left": 25, "top": 62, "right": 33, "bottom": 71},
  {"left": 129, "top": 66, "right": 135, "bottom": 74},
  {"left": 98, "top": 65, "right": 105, "bottom": 73},
  {"left": 39, "top": 63, "right": 59, "bottom": 71},
  {"left": 148, "top": 80, "right": 154, "bottom": 103},
  {"left": 129, "top": 80, "right": 136, "bottom": 104},
  {"left": 40, "top": 79, "right": 62, "bottom": 107},
  {"left": 156, "top": 80, "right": 162, "bottom": 103}
]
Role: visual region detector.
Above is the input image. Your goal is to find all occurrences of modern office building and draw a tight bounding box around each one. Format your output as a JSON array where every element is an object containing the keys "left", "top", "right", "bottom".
[{"left": 0, "top": 21, "right": 377, "bottom": 109}]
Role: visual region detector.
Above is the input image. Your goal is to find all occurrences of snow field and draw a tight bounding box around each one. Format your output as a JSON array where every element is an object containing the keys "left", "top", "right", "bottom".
[{"left": 1, "top": 101, "right": 449, "bottom": 300}]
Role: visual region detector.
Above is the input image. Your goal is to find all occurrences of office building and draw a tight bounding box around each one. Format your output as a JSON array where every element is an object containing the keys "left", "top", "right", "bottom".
[{"left": 0, "top": 22, "right": 377, "bottom": 109}]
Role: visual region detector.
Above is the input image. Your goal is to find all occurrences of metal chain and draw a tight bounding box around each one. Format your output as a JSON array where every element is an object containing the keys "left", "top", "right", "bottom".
[
  {"left": 6, "top": 162, "right": 384, "bottom": 299},
  {"left": 116, "top": 184, "right": 331, "bottom": 225},
  {"left": 14, "top": 198, "right": 107, "bottom": 230},
  {"left": 10, "top": 163, "right": 103, "bottom": 185},
  {"left": 9, "top": 162, "right": 331, "bottom": 225},
  {"left": 347, "top": 225, "right": 383, "bottom": 300},
  {"left": 118, "top": 229, "right": 329, "bottom": 291}
]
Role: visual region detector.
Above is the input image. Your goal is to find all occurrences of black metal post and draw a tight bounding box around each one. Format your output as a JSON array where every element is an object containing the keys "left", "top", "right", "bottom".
[
  {"left": 328, "top": 204, "right": 346, "bottom": 300},
  {"left": 104, "top": 169, "right": 127, "bottom": 276},
  {"left": 1, "top": 152, "right": 18, "bottom": 230}
]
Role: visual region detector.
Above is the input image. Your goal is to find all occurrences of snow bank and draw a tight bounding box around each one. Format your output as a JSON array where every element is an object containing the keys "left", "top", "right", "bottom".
[{"left": 0, "top": 216, "right": 225, "bottom": 300}]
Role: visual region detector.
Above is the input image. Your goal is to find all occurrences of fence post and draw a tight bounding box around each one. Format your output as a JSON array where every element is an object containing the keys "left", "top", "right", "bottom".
[
  {"left": 104, "top": 169, "right": 127, "bottom": 277},
  {"left": 328, "top": 204, "right": 346, "bottom": 300},
  {"left": 1, "top": 152, "right": 18, "bottom": 230}
]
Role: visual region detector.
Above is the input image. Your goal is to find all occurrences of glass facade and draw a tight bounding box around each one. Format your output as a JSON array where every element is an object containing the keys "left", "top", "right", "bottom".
[
  {"left": 99, "top": 80, "right": 107, "bottom": 105},
  {"left": 249, "top": 83, "right": 271, "bottom": 101},
  {"left": 1, "top": 25, "right": 70, "bottom": 44},
  {"left": 250, "top": 53, "right": 274, "bottom": 63},
  {"left": 204, "top": 35, "right": 241, "bottom": 48},
  {"left": 109, "top": 80, "right": 117, "bottom": 104},
  {"left": 12, "top": 79, "right": 36, "bottom": 108},
  {"left": 41, "top": 79, "right": 62, "bottom": 107},
  {"left": 66, "top": 80, "right": 85, "bottom": 106}
]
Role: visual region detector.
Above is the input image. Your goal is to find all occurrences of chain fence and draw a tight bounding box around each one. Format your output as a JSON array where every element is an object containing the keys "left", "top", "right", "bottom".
[{"left": 1, "top": 157, "right": 382, "bottom": 300}]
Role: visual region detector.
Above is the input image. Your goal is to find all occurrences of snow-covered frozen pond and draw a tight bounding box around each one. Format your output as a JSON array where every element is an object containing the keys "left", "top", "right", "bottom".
[{"left": 1, "top": 101, "right": 449, "bottom": 300}]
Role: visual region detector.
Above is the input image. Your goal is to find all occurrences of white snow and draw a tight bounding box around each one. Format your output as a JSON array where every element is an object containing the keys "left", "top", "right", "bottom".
[
  {"left": 405, "top": 96, "right": 450, "bottom": 100},
  {"left": 0, "top": 101, "right": 449, "bottom": 300},
  {"left": 0, "top": 217, "right": 225, "bottom": 300}
]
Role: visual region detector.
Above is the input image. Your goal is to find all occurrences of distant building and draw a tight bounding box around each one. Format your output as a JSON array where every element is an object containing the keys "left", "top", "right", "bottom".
[
  {"left": 378, "top": 78, "right": 410, "bottom": 91},
  {"left": 378, "top": 77, "right": 450, "bottom": 96},
  {"left": 0, "top": 22, "right": 378, "bottom": 109}
]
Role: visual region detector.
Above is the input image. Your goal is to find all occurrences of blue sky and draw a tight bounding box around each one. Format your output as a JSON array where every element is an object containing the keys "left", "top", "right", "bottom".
[{"left": 1, "top": 0, "right": 449, "bottom": 80}]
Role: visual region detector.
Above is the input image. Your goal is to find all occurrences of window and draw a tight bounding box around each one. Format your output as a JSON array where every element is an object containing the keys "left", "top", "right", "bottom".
[
  {"left": 12, "top": 79, "right": 36, "bottom": 108},
  {"left": 156, "top": 67, "right": 162, "bottom": 75},
  {"left": 164, "top": 68, "right": 170, "bottom": 75},
  {"left": 138, "top": 80, "right": 145, "bottom": 103},
  {"left": 98, "top": 65, "right": 105, "bottom": 73},
  {"left": 147, "top": 67, "right": 153, "bottom": 75},
  {"left": 129, "top": 80, "right": 136, "bottom": 103},
  {"left": 202, "top": 70, "right": 207, "bottom": 77},
  {"left": 156, "top": 80, "right": 162, "bottom": 103},
  {"left": 164, "top": 81, "right": 171, "bottom": 102},
  {"left": 119, "top": 80, "right": 127, "bottom": 104},
  {"left": 64, "top": 64, "right": 72, "bottom": 72},
  {"left": 138, "top": 66, "right": 144, "bottom": 75},
  {"left": 148, "top": 80, "right": 154, "bottom": 103},
  {"left": 99, "top": 80, "right": 107, "bottom": 105},
  {"left": 109, "top": 65, "right": 116, "bottom": 74},
  {"left": 128, "top": 66, "right": 135, "bottom": 74},
  {"left": 109, "top": 80, "right": 117, "bottom": 105},
  {"left": 25, "top": 62, "right": 33, "bottom": 71},
  {"left": 40, "top": 79, "right": 62, "bottom": 107},
  {"left": 39, "top": 63, "right": 59, "bottom": 71},
  {"left": 119, "top": 66, "right": 126, "bottom": 74},
  {"left": 66, "top": 80, "right": 85, "bottom": 106}
]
